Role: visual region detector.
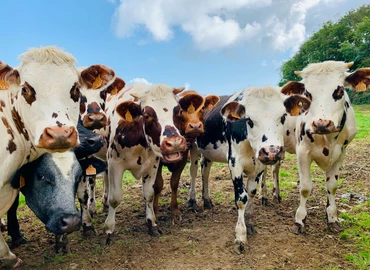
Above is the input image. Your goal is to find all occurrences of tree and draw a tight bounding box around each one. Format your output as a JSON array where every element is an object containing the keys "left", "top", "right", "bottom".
[{"left": 279, "top": 4, "right": 370, "bottom": 87}]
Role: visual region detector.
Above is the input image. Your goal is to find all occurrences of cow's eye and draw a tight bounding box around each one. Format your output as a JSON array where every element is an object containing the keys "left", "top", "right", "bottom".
[
  {"left": 144, "top": 114, "right": 150, "bottom": 120},
  {"left": 22, "top": 87, "right": 28, "bottom": 94},
  {"left": 37, "top": 173, "right": 45, "bottom": 180}
]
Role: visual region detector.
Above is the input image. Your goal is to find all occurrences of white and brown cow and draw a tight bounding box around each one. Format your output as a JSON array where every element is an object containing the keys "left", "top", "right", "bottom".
[
  {"left": 0, "top": 46, "right": 115, "bottom": 268},
  {"left": 281, "top": 61, "right": 370, "bottom": 235},
  {"left": 95, "top": 83, "right": 187, "bottom": 240},
  {"left": 190, "top": 86, "right": 310, "bottom": 254},
  {"left": 153, "top": 90, "right": 220, "bottom": 224}
]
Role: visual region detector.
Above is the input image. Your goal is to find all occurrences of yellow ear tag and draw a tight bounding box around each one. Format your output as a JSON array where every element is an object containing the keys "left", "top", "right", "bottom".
[
  {"left": 355, "top": 81, "right": 367, "bottom": 92},
  {"left": 187, "top": 103, "right": 195, "bottom": 114},
  {"left": 0, "top": 78, "right": 9, "bottom": 90},
  {"left": 86, "top": 165, "right": 97, "bottom": 176},
  {"left": 231, "top": 112, "right": 240, "bottom": 119},
  {"left": 125, "top": 110, "right": 133, "bottom": 122},
  {"left": 110, "top": 87, "right": 118, "bottom": 95},
  {"left": 20, "top": 175, "right": 25, "bottom": 188},
  {"left": 291, "top": 105, "right": 300, "bottom": 116},
  {"left": 92, "top": 74, "right": 103, "bottom": 89}
]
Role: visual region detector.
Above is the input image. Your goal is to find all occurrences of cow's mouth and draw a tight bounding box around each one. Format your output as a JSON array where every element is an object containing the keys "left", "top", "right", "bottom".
[{"left": 163, "top": 152, "right": 182, "bottom": 163}]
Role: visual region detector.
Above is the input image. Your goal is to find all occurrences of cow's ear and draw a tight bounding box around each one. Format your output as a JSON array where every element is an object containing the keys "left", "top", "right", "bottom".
[
  {"left": 179, "top": 94, "right": 204, "bottom": 113},
  {"left": 80, "top": 64, "right": 116, "bottom": 90},
  {"left": 106, "top": 77, "right": 126, "bottom": 95},
  {"left": 116, "top": 101, "right": 142, "bottom": 122},
  {"left": 221, "top": 101, "right": 245, "bottom": 121},
  {"left": 0, "top": 61, "right": 20, "bottom": 91},
  {"left": 173, "top": 87, "right": 185, "bottom": 95},
  {"left": 281, "top": 81, "right": 306, "bottom": 96},
  {"left": 284, "top": 95, "right": 311, "bottom": 116},
  {"left": 79, "top": 157, "right": 107, "bottom": 175},
  {"left": 204, "top": 95, "right": 220, "bottom": 111},
  {"left": 345, "top": 68, "right": 370, "bottom": 92}
]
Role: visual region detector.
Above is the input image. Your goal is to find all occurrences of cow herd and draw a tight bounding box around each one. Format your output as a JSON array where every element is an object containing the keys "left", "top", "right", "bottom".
[{"left": 0, "top": 46, "right": 369, "bottom": 268}]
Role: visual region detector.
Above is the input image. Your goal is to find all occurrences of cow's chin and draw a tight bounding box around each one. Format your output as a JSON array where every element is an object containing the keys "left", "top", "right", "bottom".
[{"left": 162, "top": 152, "right": 183, "bottom": 163}]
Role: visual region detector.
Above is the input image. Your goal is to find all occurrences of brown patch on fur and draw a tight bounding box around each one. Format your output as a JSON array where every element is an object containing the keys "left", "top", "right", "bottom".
[
  {"left": 11, "top": 108, "right": 29, "bottom": 141},
  {"left": 7, "top": 140, "right": 16, "bottom": 153},
  {"left": 22, "top": 82, "right": 36, "bottom": 105},
  {"left": 70, "top": 82, "right": 81, "bottom": 102},
  {"left": 80, "top": 65, "right": 115, "bottom": 90},
  {"left": 52, "top": 113, "right": 58, "bottom": 118},
  {"left": 281, "top": 81, "right": 306, "bottom": 96}
]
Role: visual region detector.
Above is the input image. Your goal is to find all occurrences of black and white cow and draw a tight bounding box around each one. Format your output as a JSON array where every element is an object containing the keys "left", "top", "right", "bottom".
[
  {"left": 280, "top": 61, "right": 370, "bottom": 234},
  {"left": 189, "top": 86, "right": 310, "bottom": 254}
]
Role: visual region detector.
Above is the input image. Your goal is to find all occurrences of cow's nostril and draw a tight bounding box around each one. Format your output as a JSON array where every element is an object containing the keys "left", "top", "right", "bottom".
[{"left": 87, "top": 139, "right": 95, "bottom": 145}]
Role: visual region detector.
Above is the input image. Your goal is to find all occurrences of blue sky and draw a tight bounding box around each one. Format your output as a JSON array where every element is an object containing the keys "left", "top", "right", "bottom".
[{"left": 1, "top": 0, "right": 368, "bottom": 95}]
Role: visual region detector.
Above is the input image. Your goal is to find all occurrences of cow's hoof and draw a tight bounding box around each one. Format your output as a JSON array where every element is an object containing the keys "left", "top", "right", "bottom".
[
  {"left": 88, "top": 209, "right": 97, "bottom": 219},
  {"left": 0, "top": 257, "right": 23, "bottom": 269},
  {"left": 149, "top": 226, "right": 163, "bottom": 237},
  {"left": 188, "top": 199, "right": 197, "bottom": 210},
  {"left": 327, "top": 222, "right": 343, "bottom": 233},
  {"left": 11, "top": 233, "right": 30, "bottom": 247},
  {"left": 55, "top": 234, "right": 70, "bottom": 254},
  {"left": 233, "top": 240, "right": 245, "bottom": 255},
  {"left": 203, "top": 199, "right": 214, "bottom": 209},
  {"left": 272, "top": 195, "right": 282, "bottom": 204},
  {"left": 103, "top": 233, "right": 113, "bottom": 246},
  {"left": 246, "top": 224, "right": 257, "bottom": 236},
  {"left": 171, "top": 213, "right": 182, "bottom": 225},
  {"left": 103, "top": 204, "right": 109, "bottom": 213},
  {"left": 83, "top": 225, "right": 96, "bottom": 237},
  {"left": 290, "top": 223, "right": 306, "bottom": 235},
  {"left": 261, "top": 197, "right": 269, "bottom": 206}
]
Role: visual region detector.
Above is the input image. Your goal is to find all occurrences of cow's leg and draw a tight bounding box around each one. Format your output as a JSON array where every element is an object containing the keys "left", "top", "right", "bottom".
[
  {"left": 87, "top": 175, "right": 97, "bottom": 218},
  {"left": 271, "top": 161, "right": 282, "bottom": 204},
  {"left": 246, "top": 170, "right": 265, "bottom": 235},
  {"left": 260, "top": 167, "right": 268, "bottom": 206},
  {"left": 54, "top": 234, "right": 70, "bottom": 254},
  {"left": 201, "top": 157, "right": 214, "bottom": 209},
  {"left": 77, "top": 176, "right": 95, "bottom": 237},
  {"left": 153, "top": 164, "right": 164, "bottom": 219},
  {"left": 292, "top": 150, "right": 312, "bottom": 234},
  {"left": 142, "top": 162, "right": 161, "bottom": 236},
  {"left": 102, "top": 170, "right": 109, "bottom": 212},
  {"left": 0, "top": 234, "right": 22, "bottom": 268},
  {"left": 170, "top": 154, "right": 187, "bottom": 225},
  {"left": 0, "top": 218, "right": 6, "bottom": 232},
  {"left": 326, "top": 151, "right": 346, "bottom": 232},
  {"left": 188, "top": 143, "right": 199, "bottom": 209},
  {"left": 7, "top": 194, "right": 29, "bottom": 246},
  {"left": 104, "top": 160, "right": 125, "bottom": 238}
]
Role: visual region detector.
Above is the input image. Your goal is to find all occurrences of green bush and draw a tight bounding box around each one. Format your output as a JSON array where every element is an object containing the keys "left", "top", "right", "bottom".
[{"left": 347, "top": 89, "right": 370, "bottom": 104}]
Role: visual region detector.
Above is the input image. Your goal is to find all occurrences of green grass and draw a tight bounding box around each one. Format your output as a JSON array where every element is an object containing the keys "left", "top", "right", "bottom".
[{"left": 353, "top": 104, "right": 370, "bottom": 139}]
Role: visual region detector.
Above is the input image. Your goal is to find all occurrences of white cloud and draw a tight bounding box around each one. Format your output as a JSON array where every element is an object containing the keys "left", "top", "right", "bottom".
[
  {"left": 129, "top": 78, "right": 152, "bottom": 85},
  {"left": 111, "top": 0, "right": 356, "bottom": 52}
]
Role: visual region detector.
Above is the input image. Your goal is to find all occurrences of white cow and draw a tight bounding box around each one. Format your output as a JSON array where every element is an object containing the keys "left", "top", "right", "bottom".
[
  {"left": 0, "top": 46, "right": 116, "bottom": 268},
  {"left": 280, "top": 61, "right": 370, "bottom": 234}
]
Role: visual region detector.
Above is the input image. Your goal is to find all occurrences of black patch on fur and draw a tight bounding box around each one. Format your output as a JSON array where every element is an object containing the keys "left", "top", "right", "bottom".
[
  {"left": 262, "top": 135, "right": 268, "bottom": 142},
  {"left": 281, "top": 113, "right": 287, "bottom": 125},
  {"left": 286, "top": 130, "right": 290, "bottom": 136},
  {"left": 323, "top": 147, "right": 329, "bottom": 156}
]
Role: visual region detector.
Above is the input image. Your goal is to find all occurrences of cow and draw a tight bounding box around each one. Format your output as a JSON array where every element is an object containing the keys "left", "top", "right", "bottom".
[
  {"left": 4, "top": 121, "right": 105, "bottom": 253},
  {"left": 188, "top": 86, "right": 311, "bottom": 254},
  {"left": 98, "top": 83, "right": 188, "bottom": 241},
  {"left": 0, "top": 46, "right": 115, "bottom": 268},
  {"left": 153, "top": 91, "right": 220, "bottom": 224},
  {"left": 79, "top": 77, "right": 126, "bottom": 219},
  {"left": 280, "top": 61, "right": 370, "bottom": 235}
]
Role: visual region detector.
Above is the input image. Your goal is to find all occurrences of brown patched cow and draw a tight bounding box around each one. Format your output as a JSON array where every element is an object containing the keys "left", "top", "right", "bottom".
[{"left": 153, "top": 91, "right": 220, "bottom": 224}]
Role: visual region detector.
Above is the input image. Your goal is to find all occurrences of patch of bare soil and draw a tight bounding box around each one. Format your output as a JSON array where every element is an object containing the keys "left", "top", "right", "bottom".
[{"left": 3, "top": 139, "right": 370, "bottom": 270}]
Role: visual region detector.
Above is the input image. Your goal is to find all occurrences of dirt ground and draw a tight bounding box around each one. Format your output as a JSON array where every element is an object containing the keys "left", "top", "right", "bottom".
[{"left": 3, "top": 138, "right": 370, "bottom": 270}]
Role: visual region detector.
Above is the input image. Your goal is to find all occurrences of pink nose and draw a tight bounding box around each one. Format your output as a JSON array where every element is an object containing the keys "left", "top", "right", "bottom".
[
  {"left": 258, "top": 145, "right": 284, "bottom": 165},
  {"left": 83, "top": 113, "right": 107, "bottom": 130},
  {"left": 37, "top": 126, "right": 78, "bottom": 151},
  {"left": 312, "top": 120, "right": 336, "bottom": 134},
  {"left": 186, "top": 122, "right": 204, "bottom": 137}
]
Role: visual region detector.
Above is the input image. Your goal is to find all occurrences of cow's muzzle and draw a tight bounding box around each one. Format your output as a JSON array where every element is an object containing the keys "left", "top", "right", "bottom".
[
  {"left": 37, "top": 126, "right": 78, "bottom": 151},
  {"left": 185, "top": 122, "right": 204, "bottom": 137},
  {"left": 58, "top": 214, "right": 81, "bottom": 234},
  {"left": 83, "top": 113, "right": 107, "bottom": 130},
  {"left": 161, "top": 136, "right": 187, "bottom": 163},
  {"left": 312, "top": 120, "right": 338, "bottom": 134},
  {"left": 258, "top": 145, "right": 285, "bottom": 165}
]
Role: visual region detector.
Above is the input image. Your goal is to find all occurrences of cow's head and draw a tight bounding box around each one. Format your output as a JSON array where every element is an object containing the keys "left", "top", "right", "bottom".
[
  {"left": 0, "top": 47, "right": 116, "bottom": 152},
  {"left": 221, "top": 87, "right": 310, "bottom": 165},
  {"left": 174, "top": 90, "right": 220, "bottom": 137},
  {"left": 12, "top": 152, "right": 82, "bottom": 235},
  {"left": 282, "top": 61, "right": 369, "bottom": 136},
  {"left": 79, "top": 72, "right": 125, "bottom": 130},
  {"left": 115, "top": 84, "right": 187, "bottom": 163}
]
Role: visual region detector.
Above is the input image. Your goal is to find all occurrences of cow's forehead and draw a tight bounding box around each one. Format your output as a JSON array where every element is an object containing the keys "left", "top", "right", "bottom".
[{"left": 19, "top": 62, "right": 79, "bottom": 91}]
